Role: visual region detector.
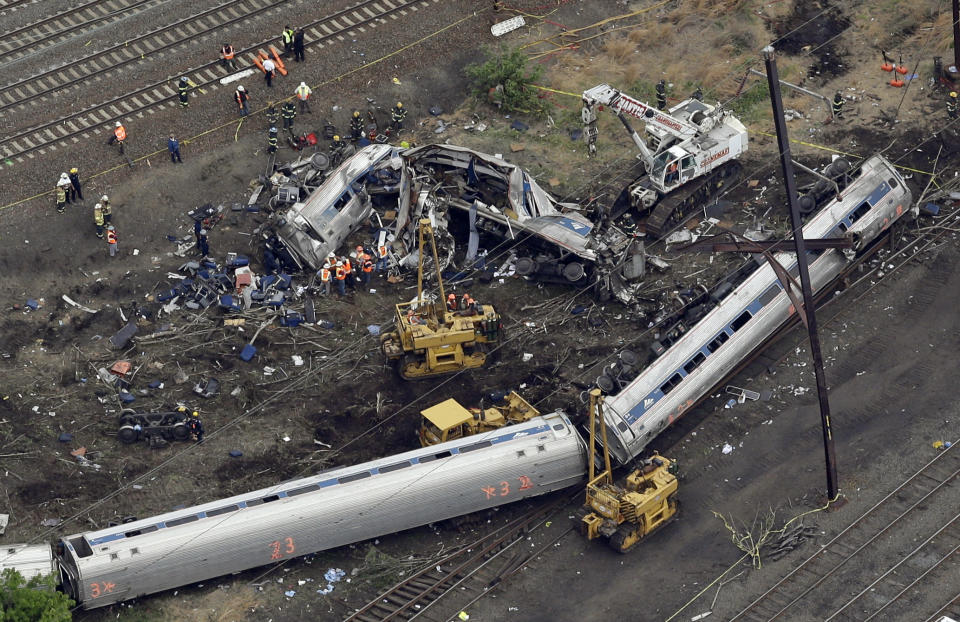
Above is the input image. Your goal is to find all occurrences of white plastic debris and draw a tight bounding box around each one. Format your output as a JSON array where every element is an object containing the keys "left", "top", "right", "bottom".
[
  {"left": 263, "top": 366, "right": 276, "bottom": 376},
  {"left": 521, "top": 353, "right": 533, "bottom": 362},
  {"left": 721, "top": 443, "right": 734, "bottom": 455},
  {"left": 282, "top": 436, "right": 291, "bottom": 442},
  {"left": 132, "top": 249, "right": 140, "bottom": 256},
  {"left": 292, "top": 355, "right": 304, "bottom": 366}
]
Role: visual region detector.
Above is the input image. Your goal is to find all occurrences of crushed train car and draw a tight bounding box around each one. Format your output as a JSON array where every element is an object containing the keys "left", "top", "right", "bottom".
[
  {"left": 271, "top": 144, "right": 403, "bottom": 270},
  {"left": 391, "top": 144, "right": 646, "bottom": 303},
  {"left": 267, "top": 143, "right": 647, "bottom": 303}
]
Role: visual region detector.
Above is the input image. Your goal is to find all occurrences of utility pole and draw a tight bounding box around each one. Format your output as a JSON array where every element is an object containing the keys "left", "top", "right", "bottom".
[
  {"left": 954, "top": 0, "right": 960, "bottom": 73},
  {"left": 761, "top": 45, "right": 839, "bottom": 501}
]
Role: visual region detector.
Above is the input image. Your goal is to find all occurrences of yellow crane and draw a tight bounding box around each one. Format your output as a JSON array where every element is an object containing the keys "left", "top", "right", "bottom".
[
  {"left": 380, "top": 218, "right": 502, "bottom": 380},
  {"left": 578, "top": 388, "right": 679, "bottom": 553}
]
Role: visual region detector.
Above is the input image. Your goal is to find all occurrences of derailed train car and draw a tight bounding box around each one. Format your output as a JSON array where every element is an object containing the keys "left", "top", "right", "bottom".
[
  {"left": 50, "top": 412, "right": 585, "bottom": 608},
  {"left": 599, "top": 154, "right": 912, "bottom": 463}
]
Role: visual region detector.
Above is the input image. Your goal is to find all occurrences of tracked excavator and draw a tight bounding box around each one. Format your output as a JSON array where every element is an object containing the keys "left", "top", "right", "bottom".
[
  {"left": 380, "top": 218, "right": 502, "bottom": 380},
  {"left": 581, "top": 83, "right": 748, "bottom": 237},
  {"left": 577, "top": 388, "right": 679, "bottom": 553}
]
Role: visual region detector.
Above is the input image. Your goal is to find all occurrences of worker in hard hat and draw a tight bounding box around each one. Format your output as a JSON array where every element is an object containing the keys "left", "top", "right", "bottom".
[
  {"left": 656, "top": 79, "right": 667, "bottom": 111},
  {"left": 100, "top": 195, "right": 113, "bottom": 224},
  {"left": 178, "top": 76, "right": 190, "bottom": 108},
  {"left": 93, "top": 203, "right": 104, "bottom": 239},
  {"left": 334, "top": 260, "right": 347, "bottom": 296},
  {"left": 948, "top": 91, "right": 958, "bottom": 120},
  {"left": 267, "top": 126, "right": 278, "bottom": 154},
  {"left": 55, "top": 173, "right": 69, "bottom": 213},
  {"left": 295, "top": 81, "right": 312, "bottom": 114},
  {"left": 107, "top": 120, "right": 127, "bottom": 153},
  {"left": 832, "top": 92, "right": 844, "bottom": 119},
  {"left": 282, "top": 100, "right": 297, "bottom": 130},
  {"left": 188, "top": 411, "right": 204, "bottom": 442},
  {"left": 447, "top": 293, "right": 458, "bottom": 312},
  {"left": 350, "top": 110, "right": 364, "bottom": 140},
  {"left": 68, "top": 167, "right": 83, "bottom": 202},
  {"left": 234, "top": 85, "right": 249, "bottom": 117},
  {"left": 391, "top": 101, "right": 407, "bottom": 132}
]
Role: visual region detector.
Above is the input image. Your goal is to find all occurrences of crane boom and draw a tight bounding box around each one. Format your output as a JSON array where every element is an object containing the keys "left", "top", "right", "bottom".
[{"left": 582, "top": 83, "right": 699, "bottom": 140}]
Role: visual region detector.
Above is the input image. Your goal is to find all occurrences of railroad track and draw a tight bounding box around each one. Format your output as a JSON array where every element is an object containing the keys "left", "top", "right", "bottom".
[
  {"left": 0, "top": 0, "right": 163, "bottom": 62},
  {"left": 0, "top": 0, "right": 300, "bottom": 112},
  {"left": 344, "top": 496, "right": 574, "bottom": 622},
  {"left": 0, "top": 0, "right": 41, "bottom": 12},
  {"left": 729, "top": 440, "right": 960, "bottom": 621},
  {"left": 0, "top": 0, "right": 439, "bottom": 163}
]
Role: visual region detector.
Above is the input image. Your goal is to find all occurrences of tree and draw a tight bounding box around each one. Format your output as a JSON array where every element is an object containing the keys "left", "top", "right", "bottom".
[
  {"left": 465, "top": 46, "right": 550, "bottom": 116},
  {"left": 0, "top": 569, "right": 74, "bottom": 622}
]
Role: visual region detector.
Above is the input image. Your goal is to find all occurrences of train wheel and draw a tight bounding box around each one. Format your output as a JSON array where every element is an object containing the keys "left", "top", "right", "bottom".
[
  {"left": 172, "top": 423, "right": 191, "bottom": 441},
  {"left": 117, "top": 425, "right": 139, "bottom": 444}
]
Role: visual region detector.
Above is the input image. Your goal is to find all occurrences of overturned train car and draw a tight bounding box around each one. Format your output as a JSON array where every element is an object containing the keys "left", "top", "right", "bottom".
[
  {"left": 598, "top": 154, "right": 912, "bottom": 463},
  {"left": 32, "top": 412, "right": 584, "bottom": 608}
]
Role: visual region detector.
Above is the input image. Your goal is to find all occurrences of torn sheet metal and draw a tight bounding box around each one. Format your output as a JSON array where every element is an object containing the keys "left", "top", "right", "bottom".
[{"left": 275, "top": 144, "right": 401, "bottom": 270}]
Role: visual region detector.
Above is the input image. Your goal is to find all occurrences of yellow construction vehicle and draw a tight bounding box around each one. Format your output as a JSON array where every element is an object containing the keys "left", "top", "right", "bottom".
[
  {"left": 419, "top": 391, "right": 539, "bottom": 446},
  {"left": 380, "top": 218, "right": 502, "bottom": 380},
  {"left": 578, "top": 388, "right": 679, "bottom": 553}
]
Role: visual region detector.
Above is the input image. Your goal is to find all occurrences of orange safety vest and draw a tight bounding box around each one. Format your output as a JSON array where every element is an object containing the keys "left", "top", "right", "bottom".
[
  {"left": 107, "top": 231, "right": 118, "bottom": 244},
  {"left": 461, "top": 295, "right": 471, "bottom": 310},
  {"left": 222, "top": 45, "right": 235, "bottom": 60},
  {"left": 334, "top": 266, "right": 346, "bottom": 280},
  {"left": 378, "top": 245, "right": 388, "bottom": 258},
  {"left": 320, "top": 267, "right": 331, "bottom": 281},
  {"left": 342, "top": 260, "right": 352, "bottom": 275},
  {"left": 114, "top": 126, "right": 126, "bottom": 141},
  {"left": 362, "top": 258, "right": 373, "bottom": 273}
]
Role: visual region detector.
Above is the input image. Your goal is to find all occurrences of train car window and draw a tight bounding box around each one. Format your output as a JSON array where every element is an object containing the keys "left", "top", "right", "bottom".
[
  {"left": 683, "top": 352, "right": 706, "bottom": 374},
  {"left": 166, "top": 515, "right": 199, "bottom": 527},
  {"left": 660, "top": 372, "right": 683, "bottom": 395},
  {"left": 837, "top": 222, "right": 848, "bottom": 233},
  {"left": 338, "top": 471, "right": 372, "bottom": 484},
  {"left": 460, "top": 440, "right": 493, "bottom": 452},
  {"left": 124, "top": 525, "right": 158, "bottom": 538},
  {"left": 888, "top": 177, "right": 898, "bottom": 188},
  {"left": 788, "top": 264, "right": 800, "bottom": 279},
  {"left": 378, "top": 461, "right": 411, "bottom": 474},
  {"left": 261, "top": 494, "right": 280, "bottom": 504},
  {"left": 244, "top": 498, "right": 264, "bottom": 507},
  {"left": 286, "top": 485, "right": 317, "bottom": 497},
  {"left": 758, "top": 285, "right": 780, "bottom": 307},
  {"left": 730, "top": 311, "right": 752, "bottom": 332},
  {"left": 71, "top": 537, "right": 93, "bottom": 558},
  {"left": 617, "top": 422, "right": 629, "bottom": 432},
  {"left": 207, "top": 504, "right": 241, "bottom": 515},
  {"left": 706, "top": 331, "right": 730, "bottom": 353},
  {"left": 553, "top": 424, "right": 565, "bottom": 431},
  {"left": 848, "top": 202, "right": 871, "bottom": 224},
  {"left": 131, "top": 548, "right": 140, "bottom": 555},
  {"left": 537, "top": 444, "right": 546, "bottom": 452}
]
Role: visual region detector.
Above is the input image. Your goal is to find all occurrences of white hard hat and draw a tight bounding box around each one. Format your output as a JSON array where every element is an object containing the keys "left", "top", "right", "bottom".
[
  {"left": 237, "top": 85, "right": 245, "bottom": 92},
  {"left": 335, "top": 260, "right": 343, "bottom": 266},
  {"left": 299, "top": 81, "right": 306, "bottom": 87},
  {"left": 94, "top": 203, "right": 102, "bottom": 210},
  {"left": 387, "top": 234, "right": 396, "bottom": 242},
  {"left": 327, "top": 251, "right": 336, "bottom": 258},
  {"left": 59, "top": 172, "right": 69, "bottom": 180},
  {"left": 101, "top": 194, "right": 108, "bottom": 201},
  {"left": 115, "top": 121, "right": 122, "bottom": 127},
  {"left": 199, "top": 229, "right": 207, "bottom": 235}
]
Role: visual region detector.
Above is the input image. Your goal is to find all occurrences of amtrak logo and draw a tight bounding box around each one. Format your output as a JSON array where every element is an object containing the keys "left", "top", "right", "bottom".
[
  {"left": 569, "top": 221, "right": 588, "bottom": 232},
  {"left": 643, "top": 397, "right": 655, "bottom": 410}
]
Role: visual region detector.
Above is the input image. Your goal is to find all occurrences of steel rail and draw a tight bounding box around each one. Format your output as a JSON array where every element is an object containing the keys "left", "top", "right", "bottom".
[
  {"left": 0, "top": 0, "right": 299, "bottom": 109},
  {"left": 0, "top": 0, "right": 433, "bottom": 162},
  {"left": 344, "top": 495, "right": 575, "bottom": 622},
  {"left": 0, "top": 0, "right": 161, "bottom": 59},
  {"left": 729, "top": 441, "right": 959, "bottom": 621}
]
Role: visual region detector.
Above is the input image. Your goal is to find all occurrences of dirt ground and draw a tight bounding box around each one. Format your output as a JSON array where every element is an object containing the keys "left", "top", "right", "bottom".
[{"left": 1, "top": 0, "right": 958, "bottom": 620}]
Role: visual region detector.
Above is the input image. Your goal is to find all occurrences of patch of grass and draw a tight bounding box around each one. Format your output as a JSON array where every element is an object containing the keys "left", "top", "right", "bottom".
[{"left": 729, "top": 80, "right": 771, "bottom": 125}]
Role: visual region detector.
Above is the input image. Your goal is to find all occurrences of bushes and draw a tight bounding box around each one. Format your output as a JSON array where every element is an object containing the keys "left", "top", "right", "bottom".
[
  {"left": 465, "top": 46, "right": 551, "bottom": 117},
  {"left": 0, "top": 569, "right": 74, "bottom": 622}
]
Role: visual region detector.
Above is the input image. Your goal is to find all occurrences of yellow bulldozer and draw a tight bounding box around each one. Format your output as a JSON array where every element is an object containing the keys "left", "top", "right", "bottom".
[
  {"left": 380, "top": 218, "right": 502, "bottom": 380},
  {"left": 578, "top": 388, "right": 679, "bottom": 553},
  {"left": 419, "top": 391, "right": 539, "bottom": 446}
]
